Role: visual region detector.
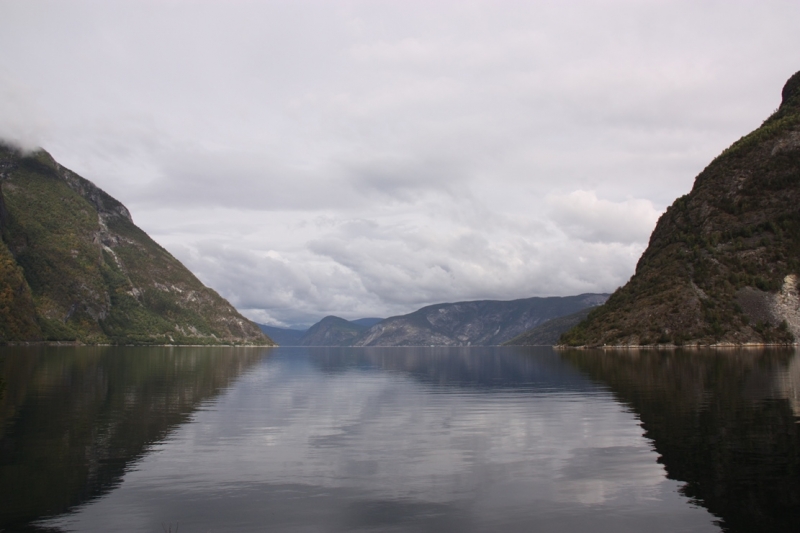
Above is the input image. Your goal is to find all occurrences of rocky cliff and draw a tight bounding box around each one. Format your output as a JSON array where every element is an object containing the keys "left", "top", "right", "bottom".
[
  {"left": 354, "top": 294, "right": 608, "bottom": 346},
  {"left": 562, "top": 71, "right": 800, "bottom": 347},
  {"left": 0, "top": 145, "right": 272, "bottom": 345}
]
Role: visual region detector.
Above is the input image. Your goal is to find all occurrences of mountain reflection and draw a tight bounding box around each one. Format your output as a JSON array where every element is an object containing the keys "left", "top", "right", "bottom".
[
  {"left": 0, "top": 346, "right": 270, "bottom": 531},
  {"left": 306, "top": 346, "right": 597, "bottom": 392},
  {"left": 33, "top": 347, "right": 717, "bottom": 533},
  {"left": 562, "top": 348, "right": 800, "bottom": 533}
]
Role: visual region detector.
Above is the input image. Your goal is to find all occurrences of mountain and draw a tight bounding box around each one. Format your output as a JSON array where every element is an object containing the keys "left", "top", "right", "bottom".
[
  {"left": 562, "top": 70, "right": 800, "bottom": 347},
  {"left": 257, "top": 324, "right": 307, "bottom": 346},
  {"left": 503, "top": 308, "right": 594, "bottom": 346},
  {"left": 257, "top": 317, "right": 387, "bottom": 346},
  {"left": 0, "top": 145, "right": 272, "bottom": 345},
  {"left": 299, "top": 315, "right": 368, "bottom": 346},
  {"left": 353, "top": 294, "right": 609, "bottom": 347},
  {"left": 350, "top": 317, "right": 383, "bottom": 328}
]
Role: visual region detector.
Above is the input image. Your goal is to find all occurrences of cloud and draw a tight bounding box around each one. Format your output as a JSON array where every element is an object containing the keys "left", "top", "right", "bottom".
[
  {"left": 0, "top": 70, "right": 48, "bottom": 151},
  {"left": 547, "top": 190, "right": 662, "bottom": 244},
  {"left": 1, "top": 0, "right": 799, "bottom": 325},
  {"left": 149, "top": 200, "right": 646, "bottom": 327}
]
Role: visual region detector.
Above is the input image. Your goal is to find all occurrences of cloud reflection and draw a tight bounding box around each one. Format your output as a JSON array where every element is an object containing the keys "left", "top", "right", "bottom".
[{"left": 39, "top": 348, "right": 717, "bottom": 533}]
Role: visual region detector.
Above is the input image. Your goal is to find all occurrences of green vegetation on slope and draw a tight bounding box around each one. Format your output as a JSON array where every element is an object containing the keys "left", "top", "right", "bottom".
[
  {"left": 0, "top": 238, "right": 40, "bottom": 342},
  {"left": 0, "top": 144, "right": 271, "bottom": 345},
  {"left": 562, "top": 70, "right": 800, "bottom": 346}
]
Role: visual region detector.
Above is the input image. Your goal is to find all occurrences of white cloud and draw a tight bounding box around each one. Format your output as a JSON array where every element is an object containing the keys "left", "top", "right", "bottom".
[
  {"left": 148, "top": 200, "right": 646, "bottom": 327},
  {"left": 0, "top": 70, "right": 47, "bottom": 151},
  {"left": 547, "top": 190, "right": 662, "bottom": 244}
]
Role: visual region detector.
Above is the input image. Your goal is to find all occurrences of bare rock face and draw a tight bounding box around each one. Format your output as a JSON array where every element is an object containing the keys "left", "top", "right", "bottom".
[
  {"left": 563, "top": 70, "right": 800, "bottom": 346},
  {"left": 773, "top": 275, "right": 800, "bottom": 339},
  {"left": 0, "top": 144, "right": 272, "bottom": 345}
]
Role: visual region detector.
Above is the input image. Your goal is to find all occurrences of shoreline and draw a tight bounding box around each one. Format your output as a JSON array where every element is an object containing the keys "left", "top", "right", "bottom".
[{"left": 554, "top": 342, "right": 799, "bottom": 350}]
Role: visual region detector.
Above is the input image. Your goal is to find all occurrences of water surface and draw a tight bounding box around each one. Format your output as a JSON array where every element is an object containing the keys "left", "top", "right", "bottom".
[{"left": 1, "top": 346, "right": 798, "bottom": 532}]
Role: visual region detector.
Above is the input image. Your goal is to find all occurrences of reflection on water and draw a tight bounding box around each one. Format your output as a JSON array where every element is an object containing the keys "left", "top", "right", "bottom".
[
  {"left": 0, "top": 346, "right": 716, "bottom": 533},
  {"left": 777, "top": 354, "right": 800, "bottom": 416},
  {"left": 3, "top": 346, "right": 797, "bottom": 532},
  {"left": 0, "top": 346, "right": 269, "bottom": 531},
  {"left": 563, "top": 348, "right": 800, "bottom": 533}
]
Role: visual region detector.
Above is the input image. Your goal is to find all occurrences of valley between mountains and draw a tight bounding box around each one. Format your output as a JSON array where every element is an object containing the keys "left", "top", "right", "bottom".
[
  {"left": 2, "top": 70, "right": 800, "bottom": 347},
  {"left": 258, "top": 294, "right": 608, "bottom": 347}
]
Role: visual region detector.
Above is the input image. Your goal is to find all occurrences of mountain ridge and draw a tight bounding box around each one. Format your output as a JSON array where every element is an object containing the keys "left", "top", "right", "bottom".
[
  {"left": 353, "top": 293, "right": 608, "bottom": 346},
  {"left": 258, "top": 294, "right": 607, "bottom": 347}
]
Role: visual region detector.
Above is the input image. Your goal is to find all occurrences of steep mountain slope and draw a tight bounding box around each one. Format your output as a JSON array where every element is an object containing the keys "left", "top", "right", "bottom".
[
  {"left": 299, "top": 315, "right": 368, "bottom": 346},
  {"left": 562, "top": 71, "right": 800, "bottom": 347},
  {"left": 0, "top": 145, "right": 271, "bottom": 345},
  {"left": 504, "top": 308, "right": 594, "bottom": 346},
  {"left": 354, "top": 294, "right": 608, "bottom": 346},
  {"left": 0, "top": 238, "right": 40, "bottom": 341}
]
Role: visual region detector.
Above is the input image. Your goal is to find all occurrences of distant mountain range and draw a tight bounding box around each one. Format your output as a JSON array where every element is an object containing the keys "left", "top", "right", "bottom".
[
  {"left": 354, "top": 294, "right": 608, "bottom": 346},
  {"left": 257, "top": 325, "right": 306, "bottom": 346},
  {"left": 259, "top": 294, "right": 607, "bottom": 347},
  {"left": 562, "top": 69, "right": 800, "bottom": 347},
  {"left": 258, "top": 316, "right": 378, "bottom": 346},
  {"left": 0, "top": 145, "right": 271, "bottom": 345},
  {"left": 299, "top": 315, "right": 369, "bottom": 346}
]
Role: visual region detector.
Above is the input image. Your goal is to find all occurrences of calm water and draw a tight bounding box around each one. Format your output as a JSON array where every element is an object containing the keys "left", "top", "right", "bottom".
[{"left": 1, "top": 346, "right": 798, "bottom": 532}]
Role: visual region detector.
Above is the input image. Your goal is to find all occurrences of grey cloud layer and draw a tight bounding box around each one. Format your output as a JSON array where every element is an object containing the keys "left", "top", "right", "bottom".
[{"left": 1, "top": 1, "right": 799, "bottom": 326}]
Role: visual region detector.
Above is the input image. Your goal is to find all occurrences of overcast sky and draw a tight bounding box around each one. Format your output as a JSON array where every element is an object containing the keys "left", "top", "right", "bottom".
[{"left": 1, "top": 1, "right": 799, "bottom": 328}]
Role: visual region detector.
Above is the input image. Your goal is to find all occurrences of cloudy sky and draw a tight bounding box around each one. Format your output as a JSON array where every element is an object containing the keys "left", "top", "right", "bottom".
[{"left": 1, "top": 1, "right": 799, "bottom": 328}]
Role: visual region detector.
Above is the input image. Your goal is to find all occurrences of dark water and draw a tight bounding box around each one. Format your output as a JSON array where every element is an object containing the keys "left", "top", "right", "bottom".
[{"left": 0, "top": 346, "right": 798, "bottom": 532}]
